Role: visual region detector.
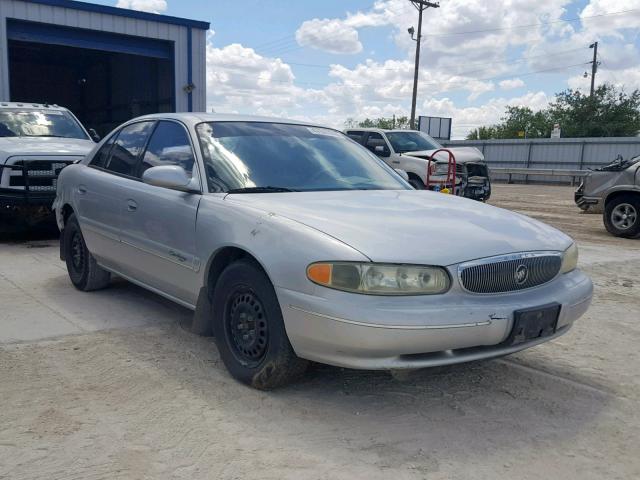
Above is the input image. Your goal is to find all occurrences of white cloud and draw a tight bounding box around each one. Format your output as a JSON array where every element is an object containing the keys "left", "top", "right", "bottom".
[
  {"left": 115, "top": 0, "right": 167, "bottom": 14},
  {"left": 294, "top": 5, "right": 394, "bottom": 54},
  {"left": 205, "top": 42, "right": 327, "bottom": 118},
  {"left": 568, "top": 66, "right": 640, "bottom": 92},
  {"left": 580, "top": 0, "right": 640, "bottom": 38},
  {"left": 204, "top": 0, "right": 640, "bottom": 137},
  {"left": 499, "top": 78, "right": 526, "bottom": 90},
  {"left": 295, "top": 19, "right": 363, "bottom": 54}
]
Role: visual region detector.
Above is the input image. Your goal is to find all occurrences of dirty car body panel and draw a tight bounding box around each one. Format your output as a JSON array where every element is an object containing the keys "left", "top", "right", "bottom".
[
  {"left": 55, "top": 114, "right": 592, "bottom": 372},
  {"left": 575, "top": 155, "right": 640, "bottom": 213}
]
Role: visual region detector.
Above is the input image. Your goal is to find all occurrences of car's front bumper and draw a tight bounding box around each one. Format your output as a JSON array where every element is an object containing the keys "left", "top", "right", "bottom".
[
  {"left": 276, "top": 269, "right": 593, "bottom": 369},
  {"left": 0, "top": 189, "right": 56, "bottom": 207},
  {"left": 575, "top": 183, "right": 602, "bottom": 212}
]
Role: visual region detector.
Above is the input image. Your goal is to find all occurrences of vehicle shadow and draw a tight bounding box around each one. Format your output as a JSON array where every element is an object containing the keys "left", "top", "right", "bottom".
[
  {"left": 142, "top": 307, "right": 618, "bottom": 462},
  {"left": 30, "top": 267, "right": 619, "bottom": 475},
  {"left": 0, "top": 214, "right": 59, "bottom": 243}
]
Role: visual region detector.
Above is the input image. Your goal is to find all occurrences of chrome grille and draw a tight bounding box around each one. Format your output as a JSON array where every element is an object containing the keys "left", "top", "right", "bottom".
[{"left": 459, "top": 253, "right": 562, "bottom": 294}]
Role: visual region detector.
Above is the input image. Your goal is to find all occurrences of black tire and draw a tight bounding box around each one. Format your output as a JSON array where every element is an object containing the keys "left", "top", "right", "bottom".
[
  {"left": 408, "top": 176, "right": 424, "bottom": 190},
  {"left": 604, "top": 194, "right": 640, "bottom": 238},
  {"left": 211, "top": 259, "right": 308, "bottom": 389},
  {"left": 63, "top": 213, "right": 111, "bottom": 291}
]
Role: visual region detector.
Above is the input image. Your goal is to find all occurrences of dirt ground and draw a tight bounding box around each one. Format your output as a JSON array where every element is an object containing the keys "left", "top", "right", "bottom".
[{"left": 1, "top": 184, "right": 639, "bottom": 480}]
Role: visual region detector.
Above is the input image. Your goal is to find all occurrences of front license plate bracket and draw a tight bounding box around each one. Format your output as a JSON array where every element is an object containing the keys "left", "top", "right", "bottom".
[{"left": 505, "top": 303, "right": 561, "bottom": 346}]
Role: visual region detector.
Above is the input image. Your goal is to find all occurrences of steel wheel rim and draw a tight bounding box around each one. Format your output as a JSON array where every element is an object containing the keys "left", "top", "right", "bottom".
[
  {"left": 225, "top": 287, "right": 268, "bottom": 366},
  {"left": 70, "top": 231, "right": 85, "bottom": 272},
  {"left": 611, "top": 203, "right": 637, "bottom": 230}
]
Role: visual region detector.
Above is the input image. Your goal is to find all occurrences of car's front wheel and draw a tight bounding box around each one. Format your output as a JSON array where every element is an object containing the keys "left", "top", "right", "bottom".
[
  {"left": 63, "top": 213, "right": 111, "bottom": 291},
  {"left": 211, "top": 259, "right": 308, "bottom": 389},
  {"left": 408, "top": 175, "right": 424, "bottom": 190},
  {"left": 604, "top": 194, "right": 640, "bottom": 238}
]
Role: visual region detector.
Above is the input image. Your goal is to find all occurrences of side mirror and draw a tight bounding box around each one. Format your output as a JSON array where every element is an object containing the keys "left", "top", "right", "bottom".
[
  {"left": 374, "top": 145, "right": 391, "bottom": 157},
  {"left": 88, "top": 128, "right": 101, "bottom": 142},
  {"left": 394, "top": 168, "right": 409, "bottom": 181},
  {"left": 142, "top": 165, "right": 196, "bottom": 192}
]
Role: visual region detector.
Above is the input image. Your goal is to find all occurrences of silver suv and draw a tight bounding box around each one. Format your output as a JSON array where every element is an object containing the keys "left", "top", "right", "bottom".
[{"left": 575, "top": 154, "right": 640, "bottom": 238}]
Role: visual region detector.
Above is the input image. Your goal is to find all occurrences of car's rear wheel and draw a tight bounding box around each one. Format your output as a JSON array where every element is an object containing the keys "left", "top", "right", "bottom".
[
  {"left": 604, "top": 194, "right": 640, "bottom": 238},
  {"left": 211, "top": 259, "right": 308, "bottom": 389},
  {"left": 63, "top": 213, "right": 111, "bottom": 291}
]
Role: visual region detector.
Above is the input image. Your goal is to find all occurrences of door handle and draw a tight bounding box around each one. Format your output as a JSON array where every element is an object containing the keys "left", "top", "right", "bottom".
[
  {"left": 126, "top": 200, "right": 137, "bottom": 212},
  {"left": 77, "top": 185, "right": 87, "bottom": 194},
  {"left": 392, "top": 160, "right": 400, "bottom": 164},
  {"left": 169, "top": 250, "right": 187, "bottom": 262}
]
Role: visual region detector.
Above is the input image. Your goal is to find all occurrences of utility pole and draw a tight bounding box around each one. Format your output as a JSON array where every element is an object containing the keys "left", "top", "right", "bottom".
[
  {"left": 408, "top": 0, "right": 440, "bottom": 130},
  {"left": 589, "top": 41, "right": 598, "bottom": 97}
]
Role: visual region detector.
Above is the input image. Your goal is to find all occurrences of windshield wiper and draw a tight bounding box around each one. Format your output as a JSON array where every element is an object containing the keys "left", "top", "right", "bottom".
[
  {"left": 226, "top": 186, "right": 298, "bottom": 194},
  {"left": 24, "top": 134, "right": 71, "bottom": 138}
]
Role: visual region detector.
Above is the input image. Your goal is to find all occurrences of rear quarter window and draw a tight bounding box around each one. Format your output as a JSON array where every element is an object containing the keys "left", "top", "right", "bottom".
[
  {"left": 104, "top": 121, "right": 155, "bottom": 177},
  {"left": 89, "top": 134, "right": 117, "bottom": 168},
  {"left": 346, "top": 131, "right": 365, "bottom": 143}
]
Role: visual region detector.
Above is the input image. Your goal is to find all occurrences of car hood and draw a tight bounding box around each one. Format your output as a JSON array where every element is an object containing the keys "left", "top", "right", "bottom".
[
  {"left": 404, "top": 147, "right": 484, "bottom": 163},
  {"left": 0, "top": 137, "right": 94, "bottom": 157},
  {"left": 224, "top": 190, "right": 572, "bottom": 265}
]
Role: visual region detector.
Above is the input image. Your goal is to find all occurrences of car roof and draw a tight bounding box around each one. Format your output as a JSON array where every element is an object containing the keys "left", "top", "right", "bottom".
[
  {"left": 345, "top": 128, "right": 423, "bottom": 134},
  {"left": 131, "top": 112, "right": 335, "bottom": 130},
  {"left": 0, "top": 102, "right": 70, "bottom": 112}
]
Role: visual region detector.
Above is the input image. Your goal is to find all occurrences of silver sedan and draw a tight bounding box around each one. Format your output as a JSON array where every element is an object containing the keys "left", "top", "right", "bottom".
[{"left": 53, "top": 114, "right": 593, "bottom": 389}]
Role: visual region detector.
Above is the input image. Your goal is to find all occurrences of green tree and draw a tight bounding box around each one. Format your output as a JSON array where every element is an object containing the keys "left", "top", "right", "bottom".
[
  {"left": 466, "top": 83, "right": 640, "bottom": 139},
  {"left": 466, "top": 125, "right": 499, "bottom": 140},
  {"left": 497, "top": 106, "right": 552, "bottom": 139},
  {"left": 547, "top": 84, "right": 640, "bottom": 137},
  {"left": 344, "top": 116, "right": 411, "bottom": 130}
]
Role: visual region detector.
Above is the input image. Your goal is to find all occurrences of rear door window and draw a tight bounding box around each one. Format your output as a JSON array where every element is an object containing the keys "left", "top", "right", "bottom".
[
  {"left": 104, "top": 121, "right": 155, "bottom": 177},
  {"left": 365, "top": 132, "right": 388, "bottom": 152},
  {"left": 140, "top": 121, "right": 195, "bottom": 176}
]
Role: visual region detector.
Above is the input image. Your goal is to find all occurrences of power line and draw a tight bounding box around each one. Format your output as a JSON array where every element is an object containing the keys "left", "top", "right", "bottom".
[
  {"left": 253, "top": 34, "right": 296, "bottom": 50},
  {"left": 279, "top": 46, "right": 585, "bottom": 71},
  {"left": 209, "top": 60, "right": 589, "bottom": 91},
  {"left": 422, "top": 8, "right": 640, "bottom": 37},
  {"left": 253, "top": 8, "right": 638, "bottom": 57}
]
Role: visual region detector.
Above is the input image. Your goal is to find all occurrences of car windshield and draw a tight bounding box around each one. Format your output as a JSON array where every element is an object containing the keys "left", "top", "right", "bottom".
[
  {"left": 0, "top": 109, "right": 88, "bottom": 139},
  {"left": 196, "top": 121, "right": 410, "bottom": 193},
  {"left": 386, "top": 131, "right": 441, "bottom": 153}
]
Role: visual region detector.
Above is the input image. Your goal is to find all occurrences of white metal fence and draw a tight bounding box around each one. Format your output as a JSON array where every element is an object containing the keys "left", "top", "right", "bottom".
[{"left": 440, "top": 137, "right": 640, "bottom": 183}]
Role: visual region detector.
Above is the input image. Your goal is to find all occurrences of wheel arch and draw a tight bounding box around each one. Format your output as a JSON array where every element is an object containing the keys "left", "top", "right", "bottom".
[
  {"left": 191, "top": 245, "right": 274, "bottom": 337},
  {"left": 604, "top": 189, "right": 640, "bottom": 207},
  {"left": 407, "top": 171, "right": 423, "bottom": 183},
  {"left": 61, "top": 203, "right": 75, "bottom": 225},
  {"left": 203, "top": 245, "right": 273, "bottom": 296}
]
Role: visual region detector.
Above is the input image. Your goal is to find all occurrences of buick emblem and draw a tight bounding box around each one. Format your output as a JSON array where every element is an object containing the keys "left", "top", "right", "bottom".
[{"left": 514, "top": 264, "right": 529, "bottom": 285}]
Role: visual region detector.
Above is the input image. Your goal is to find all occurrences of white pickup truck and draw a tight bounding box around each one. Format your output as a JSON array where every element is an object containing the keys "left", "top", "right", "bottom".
[
  {"left": 0, "top": 103, "right": 96, "bottom": 228},
  {"left": 345, "top": 128, "right": 491, "bottom": 201}
]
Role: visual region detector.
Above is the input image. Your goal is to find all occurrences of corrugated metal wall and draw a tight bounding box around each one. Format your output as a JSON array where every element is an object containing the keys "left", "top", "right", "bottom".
[
  {"left": 441, "top": 137, "right": 640, "bottom": 183},
  {"left": 0, "top": 0, "right": 207, "bottom": 112}
]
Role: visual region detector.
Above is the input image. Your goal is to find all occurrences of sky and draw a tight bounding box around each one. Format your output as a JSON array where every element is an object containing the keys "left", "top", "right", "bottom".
[{"left": 97, "top": 0, "right": 640, "bottom": 138}]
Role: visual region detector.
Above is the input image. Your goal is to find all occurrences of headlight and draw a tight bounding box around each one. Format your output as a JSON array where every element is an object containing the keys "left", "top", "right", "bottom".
[
  {"left": 561, "top": 243, "right": 578, "bottom": 273},
  {"left": 306, "top": 262, "right": 451, "bottom": 295}
]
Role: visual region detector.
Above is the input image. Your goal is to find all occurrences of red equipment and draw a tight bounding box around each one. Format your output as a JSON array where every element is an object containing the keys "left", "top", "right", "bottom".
[{"left": 425, "top": 148, "right": 457, "bottom": 194}]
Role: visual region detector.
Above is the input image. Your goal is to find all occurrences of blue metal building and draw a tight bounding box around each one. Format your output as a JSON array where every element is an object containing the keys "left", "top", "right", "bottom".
[{"left": 0, "top": 0, "right": 209, "bottom": 134}]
